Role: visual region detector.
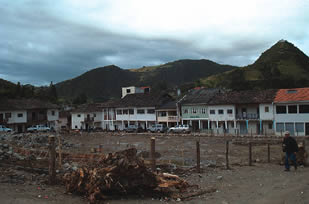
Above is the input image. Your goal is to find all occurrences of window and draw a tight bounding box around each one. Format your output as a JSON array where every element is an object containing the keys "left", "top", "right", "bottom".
[
  {"left": 287, "top": 90, "right": 297, "bottom": 94},
  {"left": 51, "top": 110, "right": 55, "bottom": 116},
  {"left": 265, "top": 106, "right": 269, "bottom": 112},
  {"left": 288, "top": 105, "right": 297, "bottom": 113},
  {"left": 218, "top": 109, "right": 224, "bottom": 114},
  {"left": 227, "top": 109, "right": 233, "bottom": 114},
  {"left": 276, "top": 123, "right": 284, "bottom": 132},
  {"left": 147, "top": 109, "right": 155, "bottom": 114},
  {"left": 17, "top": 113, "right": 23, "bottom": 118},
  {"left": 159, "top": 112, "right": 167, "bottom": 117},
  {"left": 276, "top": 105, "right": 286, "bottom": 114},
  {"left": 137, "top": 109, "right": 145, "bottom": 114},
  {"left": 77, "top": 114, "right": 81, "bottom": 117},
  {"left": 183, "top": 109, "right": 188, "bottom": 114},
  {"left": 210, "top": 110, "right": 215, "bottom": 114},
  {"left": 116, "top": 110, "right": 123, "bottom": 115},
  {"left": 201, "top": 108, "right": 206, "bottom": 114},
  {"left": 129, "top": 109, "right": 134, "bottom": 114},
  {"left": 126, "top": 89, "right": 131, "bottom": 93},
  {"left": 295, "top": 123, "right": 304, "bottom": 133},
  {"left": 192, "top": 108, "right": 197, "bottom": 114},
  {"left": 5, "top": 113, "right": 11, "bottom": 118},
  {"left": 299, "top": 105, "right": 309, "bottom": 113},
  {"left": 123, "top": 109, "right": 128, "bottom": 115}
]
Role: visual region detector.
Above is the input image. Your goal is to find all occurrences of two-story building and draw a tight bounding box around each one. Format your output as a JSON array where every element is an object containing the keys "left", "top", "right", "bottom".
[
  {"left": 179, "top": 88, "right": 222, "bottom": 131},
  {"left": 207, "top": 89, "right": 277, "bottom": 135},
  {"left": 0, "top": 99, "right": 59, "bottom": 132},
  {"left": 156, "top": 101, "right": 179, "bottom": 127},
  {"left": 115, "top": 93, "right": 172, "bottom": 130},
  {"left": 71, "top": 104, "right": 102, "bottom": 131},
  {"left": 274, "top": 88, "right": 309, "bottom": 136}
]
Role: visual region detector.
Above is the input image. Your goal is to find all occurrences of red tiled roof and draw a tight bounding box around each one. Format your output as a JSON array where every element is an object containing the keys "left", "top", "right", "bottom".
[{"left": 274, "top": 88, "right": 309, "bottom": 102}]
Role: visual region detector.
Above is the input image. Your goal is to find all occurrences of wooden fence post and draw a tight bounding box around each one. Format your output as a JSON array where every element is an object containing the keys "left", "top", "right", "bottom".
[
  {"left": 226, "top": 140, "right": 230, "bottom": 169},
  {"left": 249, "top": 142, "right": 252, "bottom": 166},
  {"left": 150, "top": 137, "right": 156, "bottom": 172},
  {"left": 267, "top": 143, "right": 270, "bottom": 163},
  {"left": 49, "top": 136, "right": 56, "bottom": 185},
  {"left": 57, "top": 134, "right": 62, "bottom": 168},
  {"left": 196, "top": 141, "right": 200, "bottom": 173}
]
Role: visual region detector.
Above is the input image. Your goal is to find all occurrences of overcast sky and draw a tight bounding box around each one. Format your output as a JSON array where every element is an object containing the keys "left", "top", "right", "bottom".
[{"left": 1, "top": 0, "right": 309, "bottom": 85}]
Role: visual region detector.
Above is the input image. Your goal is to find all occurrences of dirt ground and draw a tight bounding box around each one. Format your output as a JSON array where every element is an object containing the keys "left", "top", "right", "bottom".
[{"left": 1, "top": 132, "right": 308, "bottom": 204}]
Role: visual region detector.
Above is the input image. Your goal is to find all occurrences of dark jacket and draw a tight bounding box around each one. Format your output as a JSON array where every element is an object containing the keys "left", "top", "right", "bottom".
[{"left": 283, "top": 136, "right": 299, "bottom": 154}]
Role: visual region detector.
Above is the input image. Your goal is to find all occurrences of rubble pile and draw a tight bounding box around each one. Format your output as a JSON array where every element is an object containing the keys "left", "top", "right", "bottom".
[
  {"left": 0, "top": 142, "right": 25, "bottom": 161},
  {"left": 63, "top": 148, "right": 189, "bottom": 203},
  {"left": 0, "top": 133, "right": 75, "bottom": 149}
]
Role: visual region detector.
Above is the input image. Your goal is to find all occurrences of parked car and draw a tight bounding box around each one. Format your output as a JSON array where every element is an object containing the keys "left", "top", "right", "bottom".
[
  {"left": 168, "top": 124, "right": 191, "bottom": 133},
  {"left": 27, "top": 125, "right": 51, "bottom": 132},
  {"left": 148, "top": 124, "right": 168, "bottom": 133},
  {"left": 0, "top": 125, "right": 12, "bottom": 132},
  {"left": 124, "top": 125, "right": 144, "bottom": 133}
]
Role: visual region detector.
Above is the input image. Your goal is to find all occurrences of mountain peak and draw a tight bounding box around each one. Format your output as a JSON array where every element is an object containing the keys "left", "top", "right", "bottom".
[{"left": 254, "top": 39, "right": 307, "bottom": 65}]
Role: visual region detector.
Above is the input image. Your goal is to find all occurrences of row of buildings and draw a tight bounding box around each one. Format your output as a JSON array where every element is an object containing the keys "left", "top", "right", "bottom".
[
  {"left": 70, "top": 86, "right": 309, "bottom": 136},
  {"left": 1, "top": 86, "right": 309, "bottom": 136}
]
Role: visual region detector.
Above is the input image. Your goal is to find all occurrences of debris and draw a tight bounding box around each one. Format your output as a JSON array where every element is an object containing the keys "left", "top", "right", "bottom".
[
  {"left": 63, "top": 148, "right": 190, "bottom": 203},
  {"left": 216, "top": 176, "right": 223, "bottom": 180}
]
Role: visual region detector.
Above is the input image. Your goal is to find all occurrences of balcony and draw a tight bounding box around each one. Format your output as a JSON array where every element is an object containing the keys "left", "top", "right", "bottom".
[
  {"left": 157, "top": 116, "right": 178, "bottom": 122},
  {"left": 236, "top": 113, "right": 259, "bottom": 120}
]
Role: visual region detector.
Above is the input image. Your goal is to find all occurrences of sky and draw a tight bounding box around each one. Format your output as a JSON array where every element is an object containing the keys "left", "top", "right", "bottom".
[{"left": 0, "top": 0, "right": 309, "bottom": 85}]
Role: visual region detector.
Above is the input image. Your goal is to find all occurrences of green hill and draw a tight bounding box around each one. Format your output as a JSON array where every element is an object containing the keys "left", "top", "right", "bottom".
[
  {"left": 202, "top": 40, "right": 309, "bottom": 90},
  {"left": 56, "top": 60, "right": 236, "bottom": 101},
  {"left": 0, "top": 78, "right": 17, "bottom": 98}
]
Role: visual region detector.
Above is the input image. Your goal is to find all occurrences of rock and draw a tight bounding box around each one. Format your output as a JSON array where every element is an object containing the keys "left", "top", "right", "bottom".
[
  {"left": 217, "top": 176, "right": 223, "bottom": 180},
  {"left": 63, "top": 163, "right": 71, "bottom": 168}
]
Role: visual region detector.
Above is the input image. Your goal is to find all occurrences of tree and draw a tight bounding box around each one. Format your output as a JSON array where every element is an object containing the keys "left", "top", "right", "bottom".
[{"left": 49, "top": 81, "right": 58, "bottom": 103}]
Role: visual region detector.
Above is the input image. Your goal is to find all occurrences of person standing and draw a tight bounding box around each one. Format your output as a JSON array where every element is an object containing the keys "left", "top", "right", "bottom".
[{"left": 282, "top": 131, "right": 299, "bottom": 171}]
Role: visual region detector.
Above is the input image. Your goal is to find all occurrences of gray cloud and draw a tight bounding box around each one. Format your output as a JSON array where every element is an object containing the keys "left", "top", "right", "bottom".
[{"left": 0, "top": 1, "right": 308, "bottom": 85}]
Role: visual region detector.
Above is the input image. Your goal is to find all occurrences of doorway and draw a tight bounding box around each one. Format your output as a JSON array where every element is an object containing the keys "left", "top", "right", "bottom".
[{"left": 305, "top": 123, "right": 309, "bottom": 136}]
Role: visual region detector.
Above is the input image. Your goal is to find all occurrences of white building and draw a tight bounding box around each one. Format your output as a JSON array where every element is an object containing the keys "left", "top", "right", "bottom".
[
  {"left": 0, "top": 99, "right": 59, "bottom": 132},
  {"left": 121, "top": 86, "right": 150, "bottom": 98},
  {"left": 115, "top": 92, "right": 172, "bottom": 130},
  {"left": 179, "top": 89, "right": 277, "bottom": 135},
  {"left": 71, "top": 104, "right": 102, "bottom": 130},
  {"left": 274, "top": 88, "right": 309, "bottom": 136}
]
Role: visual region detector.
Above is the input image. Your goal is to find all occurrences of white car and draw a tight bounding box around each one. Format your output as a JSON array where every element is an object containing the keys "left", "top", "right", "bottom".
[
  {"left": 0, "top": 125, "right": 12, "bottom": 132},
  {"left": 27, "top": 125, "right": 51, "bottom": 132},
  {"left": 168, "top": 124, "right": 191, "bottom": 133}
]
